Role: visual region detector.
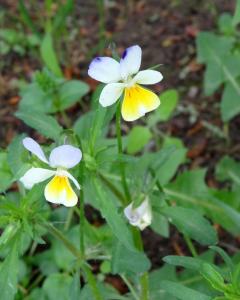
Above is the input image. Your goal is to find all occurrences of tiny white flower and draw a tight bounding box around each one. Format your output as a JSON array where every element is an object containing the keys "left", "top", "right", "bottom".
[
  {"left": 124, "top": 198, "right": 152, "bottom": 230},
  {"left": 88, "top": 45, "right": 163, "bottom": 121},
  {"left": 20, "top": 137, "right": 82, "bottom": 207}
]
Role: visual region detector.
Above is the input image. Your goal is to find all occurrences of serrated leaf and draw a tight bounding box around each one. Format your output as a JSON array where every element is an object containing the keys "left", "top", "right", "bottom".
[{"left": 15, "top": 110, "right": 63, "bottom": 140}]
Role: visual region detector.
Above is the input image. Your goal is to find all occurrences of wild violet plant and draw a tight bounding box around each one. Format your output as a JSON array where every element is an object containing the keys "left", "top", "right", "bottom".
[{"left": 2, "top": 41, "right": 240, "bottom": 300}]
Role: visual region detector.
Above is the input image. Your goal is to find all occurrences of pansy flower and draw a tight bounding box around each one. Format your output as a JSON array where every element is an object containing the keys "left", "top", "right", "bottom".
[
  {"left": 88, "top": 45, "right": 163, "bottom": 121},
  {"left": 20, "top": 137, "right": 82, "bottom": 207},
  {"left": 124, "top": 198, "right": 152, "bottom": 230}
]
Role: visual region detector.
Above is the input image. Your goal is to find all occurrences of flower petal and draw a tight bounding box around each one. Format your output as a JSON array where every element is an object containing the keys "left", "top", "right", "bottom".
[
  {"left": 133, "top": 70, "right": 163, "bottom": 85},
  {"left": 44, "top": 175, "right": 78, "bottom": 207},
  {"left": 20, "top": 167, "right": 55, "bottom": 189},
  {"left": 120, "top": 45, "right": 142, "bottom": 79},
  {"left": 88, "top": 57, "right": 121, "bottom": 83},
  {"left": 49, "top": 145, "right": 82, "bottom": 169},
  {"left": 23, "top": 137, "right": 48, "bottom": 164},
  {"left": 57, "top": 170, "right": 80, "bottom": 190},
  {"left": 121, "top": 84, "right": 160, "bottom": 121},
  {"left": 99, "top": 83, "right": 124, "bottom": 107}
]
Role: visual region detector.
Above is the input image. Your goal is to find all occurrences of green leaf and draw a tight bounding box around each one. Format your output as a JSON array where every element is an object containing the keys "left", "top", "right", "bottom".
[
  {"left": 160, "top": 206, "right": 218, "bottom": 245},
  {"left": 0, "top": 238, "right": 20, "bottom": 300},
  {"left": 151, "top": 212, "right": 169, "bottom": 238},
  {"left": 58, "top": 80, "right": 89, "bottom": 110},
  {"left": 209, "top": 246, "right": 234, "bottom": 272},
  {"left": 221, "top": 82, "right": 240, "bottom": 122},
  {"left": 163, "top": 255, "right": 204, "bottom": 271},
  {"left": 148, "top": 89, "right": 179, "bottom": 125},
  {"left": 200, "top": 263, "right": 226, "bottom": 292},
  {"left": 92, "top": 178, "right": 135, "bottom": 252},
  {"left": 152, "top": 141, "right": 187, "bottom": 186},
  {"left": 126, "top": 126, "right": 152, "bottom": 154},
  {"left": 204, "top": 61, "right": 224, "bottom": 95},
  {"left": 7, "top": 134, "right": 30, "bottom": 180},
  {"left": 43, "top": 273, "right": 72, "bottom": 300},
  {"left": 69, "top": 272, "right": 81, "bottom": 300},
  {"left": 196, "top": 32, "right": 233, "bottom": 64},
  {"left": 15, "top": 110, "right": 63, "bottom": 140},
  {"left": 149, "top": 265, "right": 177, "bottom": 300},
  {"left": 0, "top": 151, "right": 12, "bottom": 192},
  {"left": 232, "top": 0, "right": 240, "bottom": 26},
  {"left": 218, "top": 13, "right": 235, "bottom": 35},
  {"left": 40, "top": 33, "right": 63, "bottom": 77},
  {"left": 160, "top": 280, "right": 211, "bottom": 300},
  {"left": 111, "top": 241, "right": 151, "bottom": 274}
]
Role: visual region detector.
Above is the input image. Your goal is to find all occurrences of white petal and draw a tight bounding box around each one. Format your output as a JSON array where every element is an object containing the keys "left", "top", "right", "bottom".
[
  {"left": 88, "top": 57, "right": 121, "bottom": 83},
  {"left": 49, "top": 145, "right": 82, "bottom": 169},
  {"left": 23, "top": 137, "right": 48, "bottom": 164},
  {"left": 20, "top": 167, "right": 55, "bottom": 189},
  {"left": 99, "top": 83, "right": 124, "bottom": 107},
  {"left": 133, "top": 70, "right": 163, "bottom": 85},
  {"left": 57, "top": 170, "right": 81, "bottom": 190},
  {"left": 120, "top": 45, "right": 142, "bottom": 79}
]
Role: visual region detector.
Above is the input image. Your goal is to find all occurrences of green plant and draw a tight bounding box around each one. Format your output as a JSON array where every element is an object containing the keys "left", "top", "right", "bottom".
[{"left": 196, "top": 0, "right": 240, "bottom": 122}]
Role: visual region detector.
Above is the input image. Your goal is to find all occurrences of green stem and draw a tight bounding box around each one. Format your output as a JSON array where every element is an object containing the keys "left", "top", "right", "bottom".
[
  {"left": 80, "top": 189, "right": 85, "bottom": 257},
  {"left": 116, "top": 102, "right": 131, "bottom": 203},
  {"left": 64, "top": 207, "right": 74, "bottom": 231},
  {"left": 98, "top": 172, "right": 126, "bottom": 205},
  {"left": 183, "top": 234, "right": 198, "bottom": 257},
  {"left": 44, "top": 222, "right": 81, "bottom": 259},
  {"left": 121, "top": 274, "right": 140, "bottom": 300},
  {"left": 132, "top": 228, "right": 149, "bottom": 300},
  {"left": 45, "top": 222, "right": 103, "bottom": 300},
  {"left": 82, "top": 264, "right": 104, "bottom": 300}
]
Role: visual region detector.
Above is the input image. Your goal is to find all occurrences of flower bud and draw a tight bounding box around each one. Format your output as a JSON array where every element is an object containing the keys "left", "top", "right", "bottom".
[{"left": 124, "top": 198, "right": 152, "bottom": 230}]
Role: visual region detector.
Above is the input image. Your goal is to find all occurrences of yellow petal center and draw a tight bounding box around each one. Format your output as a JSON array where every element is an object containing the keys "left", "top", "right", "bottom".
[
  {"left": 44, "top": 175, "right": 78, "bottom": 207},
  {"left": 121, "top": 84, "right": 160, "bottom": 121}
]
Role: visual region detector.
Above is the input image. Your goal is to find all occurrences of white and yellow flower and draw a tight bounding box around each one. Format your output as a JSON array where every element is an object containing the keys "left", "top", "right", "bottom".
[
  {"left": 124, "top": 198, "right": 152, "bottom": 230},
  {"left": 88, "top": 45, "right": 163, "bottom": 121},
  {"left": 20, "top": 137, "right": 82, "bottom": 207}
]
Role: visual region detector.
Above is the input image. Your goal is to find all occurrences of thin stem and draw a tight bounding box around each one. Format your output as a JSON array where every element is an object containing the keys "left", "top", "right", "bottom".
[
  {"left": 80, "top": 189, "right": 85, "bottom": 257},
  {"left": 116, "top": 102, "right": 131, "bottom": 203},
  {"left": 64, "top": 207, "right": 74, "bottom": 231},
  {"left": 98, "top": 172, "right": 126, "bottom": 205},
  {"left": 82, "top": 264, "right": 104, "bottom": 300},
  {"left": 61, "top": 110, "right": 72, "bottom": 128},
  {"left": 183, "top": 234, "right": 198, "bottom": 257},
  {"left": 132, "top": 229, "right": 149, "bottom": 300},
  {"left": 44, "top": 222, "right": 81, "bottom": 259},
  {"left": 121, "top": 274, "right": 140, "bottom": 300},
  {"left": 44, "top": 221, "right": 103, "bottom": 300},
  {"left": 140, "top": 273, "right": 149, "bottom": 300}
]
